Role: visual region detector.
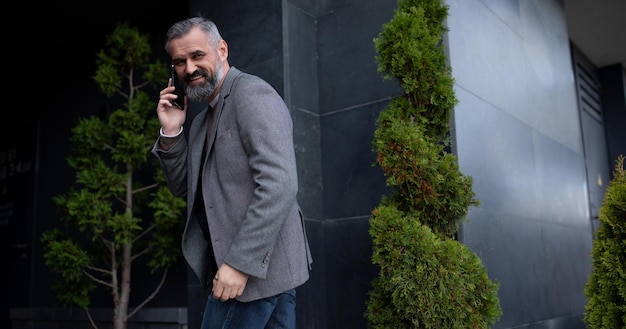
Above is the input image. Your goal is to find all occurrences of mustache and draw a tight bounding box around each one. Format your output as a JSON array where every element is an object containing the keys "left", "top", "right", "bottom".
[{"left": 183, "top": 69, "right": 209, "bottom": 83}]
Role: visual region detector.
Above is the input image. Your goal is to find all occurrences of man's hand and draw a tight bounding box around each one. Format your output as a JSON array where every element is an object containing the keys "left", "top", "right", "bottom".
[
  {"left": 212, "top": 263, "right": 249, "bottom": 301},
  {"left": 156, "top": 78, "right": 186, "bottom": 135}
]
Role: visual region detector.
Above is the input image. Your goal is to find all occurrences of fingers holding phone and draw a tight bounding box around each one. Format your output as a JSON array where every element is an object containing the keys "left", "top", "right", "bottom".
[{"left": 155, "top": 68, "right": 187, "bottom": 134}]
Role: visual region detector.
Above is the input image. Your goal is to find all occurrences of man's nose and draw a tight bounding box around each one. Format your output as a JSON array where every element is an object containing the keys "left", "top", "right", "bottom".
[{"left": 184, "top": 61, "right": 197, "bottom": 76}]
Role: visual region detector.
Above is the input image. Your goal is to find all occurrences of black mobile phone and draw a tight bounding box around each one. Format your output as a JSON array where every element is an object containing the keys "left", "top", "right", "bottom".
[{"left": 171, "top": 65, "right": 185, "bottom": 110}]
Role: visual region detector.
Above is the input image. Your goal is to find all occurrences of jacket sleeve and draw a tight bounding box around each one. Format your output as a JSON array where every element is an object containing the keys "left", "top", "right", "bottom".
[{"left": 151, "top": 134, "right": 189, "bottom": 198}]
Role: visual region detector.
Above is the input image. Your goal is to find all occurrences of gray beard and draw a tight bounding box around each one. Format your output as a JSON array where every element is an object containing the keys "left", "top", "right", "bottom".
[{"left": 185, "top": 63, "right": 225, "bottom": 102}]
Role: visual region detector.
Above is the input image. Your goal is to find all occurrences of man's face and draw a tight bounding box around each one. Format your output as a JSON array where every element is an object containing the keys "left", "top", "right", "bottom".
[{"left": 169, "top": 27, "right": 227, "bottom": 102}]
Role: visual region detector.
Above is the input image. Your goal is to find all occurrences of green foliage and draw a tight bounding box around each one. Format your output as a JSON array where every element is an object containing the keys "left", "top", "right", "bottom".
[
  {"left": 366, "top": 0, "right": 501, "bottom": 327},
  {"left": 584, "top": 154, "right": 626, "bottom": 329},
  {"left": 367, "top": 204, "right": 502, "bottom": 328},
  {"left": 148, "top": 173, "right": 187, "bottom": 271},
  {"left": 41, "top": 229, "right": 95, "bottom": 308},
  {"left": 93, "top": 23, "right": 168, "bottom": 98},
  {"left": 374, "top": 0, "right": 456, "bottom": 141},
  {"left": 373, "top": 100, "right": 478, "bottom": 238},
  {"left": 40, "top": 23, "right": 185, "bottom": 324}
]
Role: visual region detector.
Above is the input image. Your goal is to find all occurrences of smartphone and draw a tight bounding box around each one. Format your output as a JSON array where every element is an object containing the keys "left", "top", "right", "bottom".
[{"left": 171, "top": 65, "right": 186, "bottom": 110}]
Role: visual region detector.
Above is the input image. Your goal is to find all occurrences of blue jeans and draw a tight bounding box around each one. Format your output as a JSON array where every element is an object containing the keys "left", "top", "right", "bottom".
[{"left": 200, "top": 289, "right": 296, "bottom": 329}]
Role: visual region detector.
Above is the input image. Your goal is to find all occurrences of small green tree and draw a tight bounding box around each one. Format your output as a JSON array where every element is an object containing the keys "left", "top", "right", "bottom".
[
  {"left": 40, "top": 23, "right": 185, "bottom": 329},
  {"left": 584, "top": 154, "right": 626, "bottom": 329},
  {"left": 365, "top": 0, "right": 502, "bottom": 328}
]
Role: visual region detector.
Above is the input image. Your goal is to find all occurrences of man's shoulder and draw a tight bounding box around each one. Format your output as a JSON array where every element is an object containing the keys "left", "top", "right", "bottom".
[
  {"left": 228, "top": 67, "right": 277, "bottom": 95},
  {"left": 224, "top": 67, "right": 271, "bottom": 95},
  {"left": 233, "top": 68, "right": 268, "bottom": 86}
]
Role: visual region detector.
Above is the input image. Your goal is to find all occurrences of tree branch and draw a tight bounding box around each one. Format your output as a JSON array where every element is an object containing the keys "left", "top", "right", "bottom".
[
  {"left": 133, "top": 183, "right": 158, "bottom": 195},
  {"left": 135, "top": 81, "right": 150, "bottom": 89},
  {"left": 127, "top": 268, "right": 169, "bottom": 320},
  {"left": 83, "top": 268, "right": 114, "bottom": 289},
  {"left": 131, "top": 245, "right": 152, "bottom": 262},
  {"left": 133, "top": 223, "right": 156, "bottom": 244},
  {"left": 84, "top": 308, "right": 99, "bottom": 329}
]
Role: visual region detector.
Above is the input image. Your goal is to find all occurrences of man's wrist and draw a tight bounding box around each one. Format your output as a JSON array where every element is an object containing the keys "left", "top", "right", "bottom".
[{"left": 160, "top": 126, "right": 183, "bottom": 137}]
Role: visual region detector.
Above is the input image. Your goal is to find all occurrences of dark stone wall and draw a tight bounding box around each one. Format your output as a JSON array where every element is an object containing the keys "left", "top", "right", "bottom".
[{"left": 188, "top": 0, "right": 398, "bottom": 328}]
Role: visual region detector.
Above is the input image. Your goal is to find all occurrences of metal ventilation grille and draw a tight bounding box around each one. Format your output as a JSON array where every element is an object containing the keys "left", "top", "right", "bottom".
[{"left": 573, "top": 47, "right": 603, "bottom": 122}]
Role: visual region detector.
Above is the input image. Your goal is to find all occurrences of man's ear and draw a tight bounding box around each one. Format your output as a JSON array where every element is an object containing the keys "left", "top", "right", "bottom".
[{"left": 218, "top": 39, "right": 229, "bottom": 60}]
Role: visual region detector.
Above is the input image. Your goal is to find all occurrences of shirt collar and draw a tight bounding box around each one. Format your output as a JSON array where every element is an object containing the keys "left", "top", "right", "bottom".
[{"left": 209, "top": 93, "right": 220, "bottom": 109}]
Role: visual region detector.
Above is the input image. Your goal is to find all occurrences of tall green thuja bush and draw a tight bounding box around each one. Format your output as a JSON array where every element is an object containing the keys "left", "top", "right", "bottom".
[
  {"left": 40, "top": 23, "right": 185, "bottom": 329},
  {"left": 365, "top": 0, "right": 502, "bottom": 328},
  {"left": 584, "top": 154, "right": 626, "bottom": 329}
]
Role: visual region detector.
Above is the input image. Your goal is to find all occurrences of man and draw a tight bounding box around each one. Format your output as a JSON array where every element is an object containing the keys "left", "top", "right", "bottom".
[{"left": 152, "top": 16, "right": 312, "bottom": 329}]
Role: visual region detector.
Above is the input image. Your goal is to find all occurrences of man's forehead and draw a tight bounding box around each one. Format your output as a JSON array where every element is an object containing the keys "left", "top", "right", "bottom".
[{"left": 170, "top": 30, "right": 209, "bottom": 58}]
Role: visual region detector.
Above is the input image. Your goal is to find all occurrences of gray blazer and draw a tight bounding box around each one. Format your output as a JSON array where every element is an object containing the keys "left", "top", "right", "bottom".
[{"left": 152, "top": 67, "right": 312, "bottom": 302}]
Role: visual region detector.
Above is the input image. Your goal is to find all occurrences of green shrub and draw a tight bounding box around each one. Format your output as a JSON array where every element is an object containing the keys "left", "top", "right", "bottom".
[
  {"left": 367, "top": 204, "right": 501, "bottom": 328},
  {"left": 584, "top": 154, "right": 626, "bottom": 329},
  {"left": 365, "top": 0, "right": 502, "bottom": 327},
  {"left": 373, "top": 104, "right": 477, "bottom": 238}
]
